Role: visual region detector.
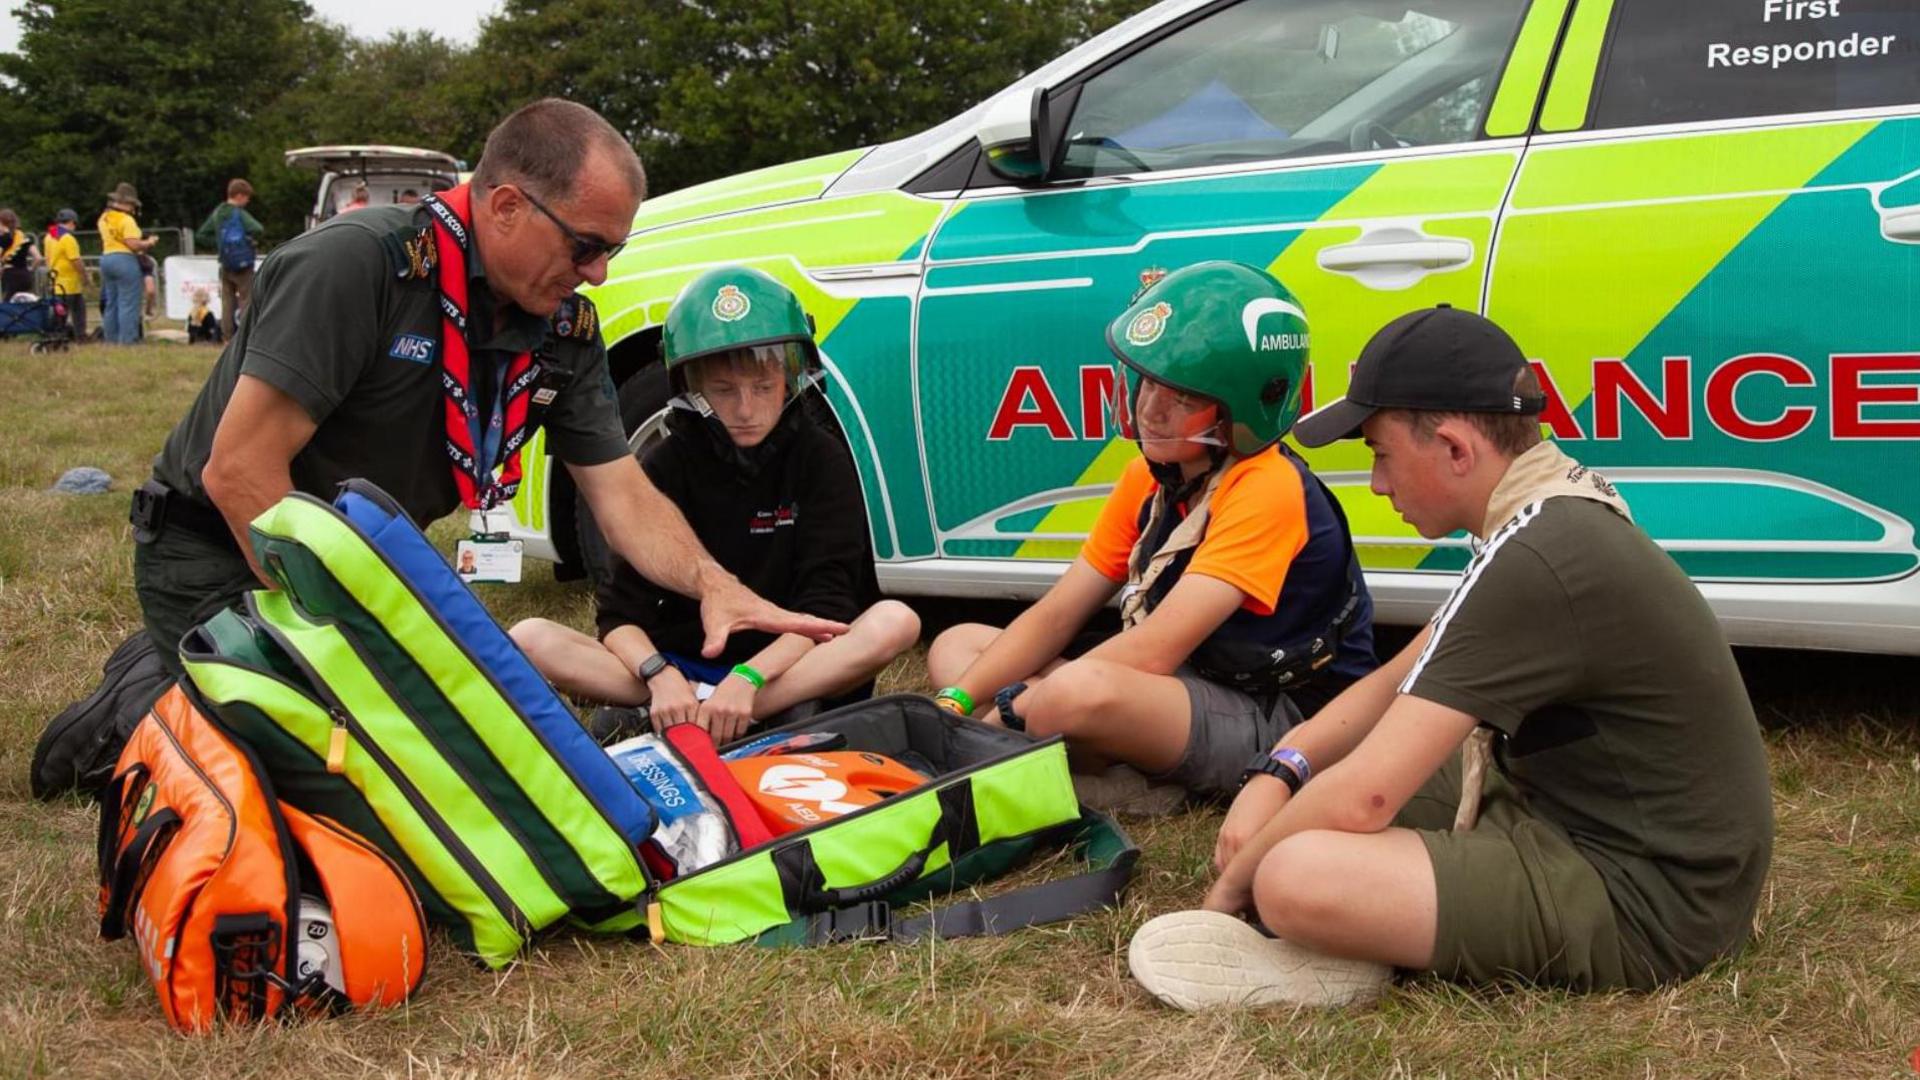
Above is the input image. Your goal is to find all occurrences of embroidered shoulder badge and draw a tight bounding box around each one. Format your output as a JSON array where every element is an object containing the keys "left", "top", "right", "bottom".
[
  {"left": 397, "top": 226, "right": 436, "bottom": 280},
  {"left": 712, "top": 284, "right": 750, "bottom": 322},
  {"left": 1125, "top": 302, "right": 1172, "bottom": 347},
  {"left": 550, "top": 294, "right": 600, "bottom": 342}
]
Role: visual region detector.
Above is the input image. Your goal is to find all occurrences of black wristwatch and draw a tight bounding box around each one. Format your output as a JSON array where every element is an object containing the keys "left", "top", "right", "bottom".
[
  {"left": 636, "top": 652, "right": 670, "bottom": 681},
  {"left": 1240, "top": 751, "right": 1305, "bottom": 796},
  {"left": 994, "top": 682, "right": 1029, "bottom": 733}
]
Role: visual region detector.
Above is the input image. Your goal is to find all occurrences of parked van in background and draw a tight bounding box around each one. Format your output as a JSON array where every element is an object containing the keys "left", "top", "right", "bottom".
[
  {"left": 284, "top": 145, "right": 463, "bottom": 231},
  {"left": 492, "top": 0, "right": 1920, "bottom": 654}
]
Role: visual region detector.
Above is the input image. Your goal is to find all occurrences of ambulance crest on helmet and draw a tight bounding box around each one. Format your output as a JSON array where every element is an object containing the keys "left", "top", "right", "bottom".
[
  {"left": 1125, "top": 302, "right": 1173, "bottom": 347},
  {"left": 712, "top": 284, "right": 751, "bottom": 322}
]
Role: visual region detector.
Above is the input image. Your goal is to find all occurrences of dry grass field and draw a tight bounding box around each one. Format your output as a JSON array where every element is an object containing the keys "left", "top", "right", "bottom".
[{"left": 0, "top": 341, "right": 1915, "bottom": 1078}]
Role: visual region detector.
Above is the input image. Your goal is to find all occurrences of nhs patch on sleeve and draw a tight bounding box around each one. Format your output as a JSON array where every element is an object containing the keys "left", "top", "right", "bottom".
[{"left": 388, "top": 333, "right": 437, "bottom": 364}]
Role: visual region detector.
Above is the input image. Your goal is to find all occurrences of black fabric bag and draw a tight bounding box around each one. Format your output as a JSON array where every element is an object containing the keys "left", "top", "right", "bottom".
[{"left": 31, "top": 630, "right": 174, "bottom": 799}]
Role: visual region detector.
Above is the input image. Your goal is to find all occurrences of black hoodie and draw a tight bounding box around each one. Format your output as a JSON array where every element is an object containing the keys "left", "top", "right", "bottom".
[{"left": 594, "top": 402, "right": 879, "bottom": 666}]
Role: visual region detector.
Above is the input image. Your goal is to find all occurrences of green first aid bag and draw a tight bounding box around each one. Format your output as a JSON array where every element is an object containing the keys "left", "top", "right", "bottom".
[
  {"left": 180, "top": 481, "right": 1135, "bottom": 963},
  {"left": 647, "top": 695, "right": 1138, "bottom": 948}
]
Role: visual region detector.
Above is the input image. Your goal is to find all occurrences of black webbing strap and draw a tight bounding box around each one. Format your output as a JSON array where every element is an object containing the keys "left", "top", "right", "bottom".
[{"left": 757, "top": 809, "right": 1138, "bottom": 948}]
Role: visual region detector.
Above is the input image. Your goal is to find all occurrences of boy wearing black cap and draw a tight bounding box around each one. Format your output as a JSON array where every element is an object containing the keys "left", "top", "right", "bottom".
[{"left": 1127, "top": 306, "right": 1773, "bottom": 1009}]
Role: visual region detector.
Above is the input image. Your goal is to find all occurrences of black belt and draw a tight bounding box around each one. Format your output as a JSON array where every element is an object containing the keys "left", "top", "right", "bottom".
[{"left": 130, "top": 479, "right": 242, "bottom": 554}]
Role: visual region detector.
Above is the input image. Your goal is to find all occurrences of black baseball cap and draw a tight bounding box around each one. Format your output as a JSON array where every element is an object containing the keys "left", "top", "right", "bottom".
[{"left": 1293, "top": 305, "right": 1543, "bottom": 447}]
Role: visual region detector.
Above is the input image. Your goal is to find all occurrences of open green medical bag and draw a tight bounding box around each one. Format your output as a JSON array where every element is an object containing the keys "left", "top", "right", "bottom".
[{"left": 179, "top": 480, "right": 1134, "bottom": 964}]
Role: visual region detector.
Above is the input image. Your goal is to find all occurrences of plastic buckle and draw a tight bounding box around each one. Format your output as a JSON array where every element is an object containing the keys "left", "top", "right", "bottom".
[{"left": 804, "top": 900, "right": 892, "bottom": 945}]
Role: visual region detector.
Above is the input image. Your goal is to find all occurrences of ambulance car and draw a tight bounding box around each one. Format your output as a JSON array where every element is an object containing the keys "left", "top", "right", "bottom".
[{"left": 497, "top": 0, "right": 1920, "bottom": 653}]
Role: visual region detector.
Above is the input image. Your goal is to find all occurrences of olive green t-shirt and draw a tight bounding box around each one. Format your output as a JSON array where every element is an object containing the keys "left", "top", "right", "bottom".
[
  {"left": 151, "top": 204, "right": 629, "bottom": 526},
  {"left": 1403, "top": 496, "right": 1774, "bottom": 983}
]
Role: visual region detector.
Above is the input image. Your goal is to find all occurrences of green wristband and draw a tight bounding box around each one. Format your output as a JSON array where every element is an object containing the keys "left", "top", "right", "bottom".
[
  {"left": 729, "top": 663, "right": 766, "bottom": 689},
  {"left": 934, "top": 686, "right": 975, "bottom": 715}
]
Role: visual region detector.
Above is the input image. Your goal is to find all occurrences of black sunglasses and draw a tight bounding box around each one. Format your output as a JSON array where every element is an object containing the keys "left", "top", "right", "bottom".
[{"left": 519, "top": 187, "right": 628, "bottom": 268}]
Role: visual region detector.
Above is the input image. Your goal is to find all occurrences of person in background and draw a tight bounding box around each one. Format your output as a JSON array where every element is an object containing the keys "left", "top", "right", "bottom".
[
  {"left": 43, "top": 208, "right": 87, "bottom": 341},
  {"left": 138, "top": 252, "right": 158, "bottom": 324},
  {"left": 0, "top": 208, "right": 41, "bottom": 297},
  {"left": 397, "top": 189, "right": 421, "bottom": 205},
  {"left": 98, "top": 182, "right": 155, "bottom": 344},
  {"left": 340, "top": 182, "right": 372, "bottom": 214},
  {"left": 196, "top": 178, "right": 265, "bottom": 341},
  {"left": 186, "top": 286, "right": 221, "bottom": 344}
]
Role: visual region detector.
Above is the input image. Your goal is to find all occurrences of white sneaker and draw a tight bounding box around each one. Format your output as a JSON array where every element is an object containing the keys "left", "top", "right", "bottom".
[
  {"left": 1071, "top": 764, "right": 1187, "bottom": 818},
  {"left": 1128, "top": 910, "right": 1391, "bottom": 1010}
]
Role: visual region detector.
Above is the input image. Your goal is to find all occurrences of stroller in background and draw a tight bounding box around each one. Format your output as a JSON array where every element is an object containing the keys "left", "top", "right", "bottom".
[{"left": 0, "top": 291, "right": 77, "bottom": 354}]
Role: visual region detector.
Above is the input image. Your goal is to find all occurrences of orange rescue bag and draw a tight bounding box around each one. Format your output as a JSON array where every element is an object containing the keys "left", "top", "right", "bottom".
[{"left": 97, "top": 685, "right": 426, "bottom": 1032}]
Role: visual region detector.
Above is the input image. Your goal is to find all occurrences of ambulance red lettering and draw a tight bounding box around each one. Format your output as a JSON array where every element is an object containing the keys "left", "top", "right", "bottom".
[
  {"left": 1705, "top": 353, "right": 1816, "bottom": 441},
  {"left": 1528, "top": 361, "right": 1586, "bottom": 440},
  {"left": 988, "top": 366, "right": 1074, "bottom": 440},
  {"left": 1079, "top": 366, "right": 1135, "bottom": 441},
  {"left": 1830, "top": 353, "right": 1920, "bottom": 439},
  {"left": 1593, "top": 357, "right": 1692, "bottom": 440}
]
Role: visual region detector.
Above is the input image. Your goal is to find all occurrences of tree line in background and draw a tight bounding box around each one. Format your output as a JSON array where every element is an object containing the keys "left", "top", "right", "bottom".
[{"left": 0, "top": 0, "right": 1154, "bottom": 244}]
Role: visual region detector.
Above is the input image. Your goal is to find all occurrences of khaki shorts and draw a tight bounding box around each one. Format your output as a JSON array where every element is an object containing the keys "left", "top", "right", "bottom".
[
  {"left": 1151, "top": 667, "right": 1300, "bottom": 799},
  {"left": 1396, "top": 754, "right": 1657, "bottom": 991}
]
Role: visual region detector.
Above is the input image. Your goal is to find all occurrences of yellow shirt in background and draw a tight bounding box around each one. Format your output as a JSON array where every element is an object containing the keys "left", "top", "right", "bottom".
[
  {"left": 98, "top": 209, "right": 141, "bottom": 255},
  {"left": 45, "top": 232, "right": 84, "bottom": 294}
]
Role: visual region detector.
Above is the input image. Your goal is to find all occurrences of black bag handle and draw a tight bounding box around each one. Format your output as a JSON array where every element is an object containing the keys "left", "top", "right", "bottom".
[
  {"left": 95, "top": 765, "right": 141, "bottom": 887},
  {"left": 773, "top": 782, "right": 975, "bottom": 913},
  {"left": 99, "top": 806, "right": 181, "bottom": 940}
]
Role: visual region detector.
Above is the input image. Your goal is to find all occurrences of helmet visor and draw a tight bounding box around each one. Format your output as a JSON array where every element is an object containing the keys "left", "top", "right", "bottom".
[
  {"left": 672, "top": 341, "right": 822, "bottom": 419},
  {"left": 1110, "top": 362, "right": 1226, "bottom": 448}
]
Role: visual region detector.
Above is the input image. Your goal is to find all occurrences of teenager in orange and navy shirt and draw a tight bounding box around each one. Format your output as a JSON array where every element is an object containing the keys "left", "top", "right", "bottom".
[{"left": 927, "top": 262, "right": 1375, "bottom": 814}]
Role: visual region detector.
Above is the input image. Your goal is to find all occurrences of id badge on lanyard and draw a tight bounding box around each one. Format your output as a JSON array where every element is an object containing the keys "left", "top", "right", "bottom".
[{"left": 458, "top": 508, "right": 524, "bottom": 584}]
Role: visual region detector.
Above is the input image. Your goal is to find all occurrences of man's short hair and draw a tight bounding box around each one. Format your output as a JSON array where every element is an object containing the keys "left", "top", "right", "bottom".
[
  {"left": 1394, "top": 366, "right": 1545, "bottom": 458},
  {"left": 227, "top": 178, "right": 253, "bottom": 199},
  {"left": 471, "top": 98, "right": 647, "bottom": 204}
]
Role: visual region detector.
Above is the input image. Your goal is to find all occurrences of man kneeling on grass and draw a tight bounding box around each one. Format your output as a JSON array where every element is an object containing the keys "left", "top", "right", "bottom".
[
  {"left": 926, "top": 262, "right": 1375, "bottom": 815},
  {"left": 512, "top": 267, "right": 920, "bottom": 745},
  {"left": 1128, "top": 307, "right": 1774, "bottom": 1008}
]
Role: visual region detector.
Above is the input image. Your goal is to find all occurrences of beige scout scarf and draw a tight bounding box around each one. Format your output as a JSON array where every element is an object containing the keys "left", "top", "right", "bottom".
[
  {"left": 1118, "top": 467, "right": 1226, "bottom": 629},
  {"left": 1452, "top": 441, "right": 1632, "bottom": 830}
]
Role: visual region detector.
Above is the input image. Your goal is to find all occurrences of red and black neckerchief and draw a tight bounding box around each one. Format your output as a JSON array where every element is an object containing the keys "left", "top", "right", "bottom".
[{"left": 422, "top": 184, "right": 550, "bottom": 511}]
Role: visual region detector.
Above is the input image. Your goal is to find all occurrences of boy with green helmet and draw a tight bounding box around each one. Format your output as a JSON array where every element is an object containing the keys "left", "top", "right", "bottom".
[
  {"left": 927, "top": 260, "right": 1376, "bottom": 815},
  {"left": 512, "top": 266, "right": 921, "bottom": 744}
]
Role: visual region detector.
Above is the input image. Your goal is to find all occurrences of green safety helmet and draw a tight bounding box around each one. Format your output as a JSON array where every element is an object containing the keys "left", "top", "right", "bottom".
[
  {"left": 661, "top": 265, "right": 822, "bottom": 395},
  {"left": 1105, "top": 260, "right": 1310, "bottom": 459}
]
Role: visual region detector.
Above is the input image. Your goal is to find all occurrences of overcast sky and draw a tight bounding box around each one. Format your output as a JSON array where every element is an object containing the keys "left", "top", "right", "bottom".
[{"left": 1, "top": 0, "right": 501, "bottom": 54}]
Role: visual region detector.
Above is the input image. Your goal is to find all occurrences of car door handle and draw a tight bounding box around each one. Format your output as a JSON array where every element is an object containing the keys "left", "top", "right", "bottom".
[
  {"left": 1317, "top": 226, "right": 1473, "bottom": 290},
  {"left": 1881, "top": 206, "right": 1920, "bottom": 242}
]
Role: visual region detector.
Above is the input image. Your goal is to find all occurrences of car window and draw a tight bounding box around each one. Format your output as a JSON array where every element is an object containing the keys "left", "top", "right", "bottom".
[
  {"left": 1591, "top": 0, "right": 1920, "bottom": 129},
  {"left": 1055, "top": 0, "right": 1529, "bottom": 179}
]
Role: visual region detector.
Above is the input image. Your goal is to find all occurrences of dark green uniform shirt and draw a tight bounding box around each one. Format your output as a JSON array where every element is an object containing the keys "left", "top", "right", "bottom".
[
  {"left": 152, "top": 203, "right": 629, "bottom": 526},
  {"left": 1403, "top": 496, "right": 1774, "bottom": 983}
]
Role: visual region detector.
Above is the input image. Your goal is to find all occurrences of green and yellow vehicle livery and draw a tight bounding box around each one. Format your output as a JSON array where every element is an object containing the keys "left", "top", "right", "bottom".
[{"left": 491, "top": 0, "right": 1920, "bottom": 653}]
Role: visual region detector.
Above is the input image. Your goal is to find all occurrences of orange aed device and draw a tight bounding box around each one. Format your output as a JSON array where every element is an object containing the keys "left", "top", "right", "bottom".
[{"left": 726, "top": 751, "right": 929, "bottom": 836}]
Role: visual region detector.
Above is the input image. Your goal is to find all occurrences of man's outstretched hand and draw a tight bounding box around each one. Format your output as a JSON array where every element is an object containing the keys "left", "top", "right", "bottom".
[{"left": 699, "top": 580, "right": 847, "bottom": 658}]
